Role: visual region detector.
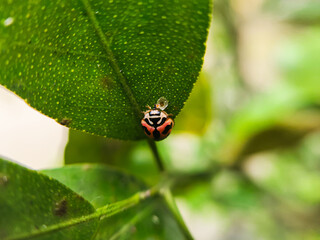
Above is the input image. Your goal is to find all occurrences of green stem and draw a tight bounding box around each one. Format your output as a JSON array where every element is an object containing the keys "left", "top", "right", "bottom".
[
  {"left": 146, "top": 137, "right": 192, "bottom": 238},
  {"left": 145, "top": 126, "right": 192, "bottom": 238},
  {"left": 147, "top": 139, "right": 166, "bottom": 172},
  {"left": 162, "top": 188, "right": 194, "bottom": 240},
  {"left": 109, "top": 206, "right": 152, "bottom": 240}
]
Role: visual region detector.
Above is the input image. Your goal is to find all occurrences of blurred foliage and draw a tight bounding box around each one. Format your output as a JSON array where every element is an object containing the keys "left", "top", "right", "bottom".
[
  {"left": 172, "top": 0, "right": 320, "bottom": 238},
  {"left": 65, "top": 130, "right": 160, "bottom": 185},
  {"left": 264, "top": 0, "right": 320, "bottom": 25},
  {"left": 174, "top": 73, "right": 212, "bottom": 135}
]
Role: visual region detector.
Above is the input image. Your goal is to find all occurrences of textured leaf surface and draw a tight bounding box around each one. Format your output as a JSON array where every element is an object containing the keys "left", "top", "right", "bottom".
[
  {"left": 0, "top": 157, "right": 98, "bottom": 240},
  {"left": 0, "top": 0, "right": 211, "bottom": 140},
  {"left": 43, "top": 164, "right": 186, "bottom": 240}
]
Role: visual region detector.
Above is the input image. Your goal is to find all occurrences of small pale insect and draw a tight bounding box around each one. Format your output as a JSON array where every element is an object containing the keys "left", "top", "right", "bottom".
[{"left": 141, "top": 97, "right": 174, "bottom": 141}]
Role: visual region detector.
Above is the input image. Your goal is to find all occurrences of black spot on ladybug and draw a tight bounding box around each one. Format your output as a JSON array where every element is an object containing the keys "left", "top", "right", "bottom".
[
  {"left": 153, "top": 129, "right": 160, "bottom": 140},
  {"left": 162, "top": 122, "right": 173, "bottom": 135},
  {"left": 145, "top": 118, "right": 153, "bottom": 126},
  {"left": 101, "top": 75, "right": 115, "bottom": 90},
  {"left": 151, "top": 117, "right": 160, "bottom": 125},
  {"left": 54, "top": 198, "right": 68, "bottom": 217},
  {"left": 158, "top": 117, "right": 166, "bottom": 126},
  {"left": 59, "top": 118, "right": 72, "bottom": 126},
  {"left": 142, "top": 126, "right": 151, "bottom": 135}
]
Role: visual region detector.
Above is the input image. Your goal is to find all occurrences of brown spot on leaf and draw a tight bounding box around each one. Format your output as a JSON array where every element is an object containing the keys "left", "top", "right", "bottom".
[
  {"left": 54, "top": 198, "right": 68, "bottom": 216},
  {"left": 75, "top": 194, "right": 85, "bottom": 201},
  {"left": 172, "top": 105, "right": 179, "bottom": 111},
  {"left": 187, "top": 52, "right": 196, "bottom": 60},
  {"left": 59, "top": 118, "right": 72, "bottom": 126},
  {"left": 101, "top": 75, "right": 115, "bottom": 90}
]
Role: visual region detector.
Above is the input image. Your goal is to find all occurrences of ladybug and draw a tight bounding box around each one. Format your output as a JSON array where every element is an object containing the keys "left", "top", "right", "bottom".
[{"left": 141, "top": 97, "right": 174, "bottom": 141}]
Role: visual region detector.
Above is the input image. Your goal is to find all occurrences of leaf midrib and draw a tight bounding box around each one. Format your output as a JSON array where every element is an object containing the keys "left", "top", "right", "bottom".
[{"left": 80, "top": 0, "right": 142, "bottom": 120}]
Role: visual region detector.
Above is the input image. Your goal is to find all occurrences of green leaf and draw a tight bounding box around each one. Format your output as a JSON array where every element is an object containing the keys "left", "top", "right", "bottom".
[
  {"left": 43, "top": 164, "right": 186, "bottom": 239},
  {"left": 0, "top": 157, "right": 98, "bottom": 240},
  {"left": 0, "top": 0, "right": 211, "bottom": 140}
]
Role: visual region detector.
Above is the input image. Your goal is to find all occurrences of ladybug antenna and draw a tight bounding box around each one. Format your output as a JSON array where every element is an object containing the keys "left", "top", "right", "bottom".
[{"left": 153, "top": 104, "right": 157, "bottom": 109}]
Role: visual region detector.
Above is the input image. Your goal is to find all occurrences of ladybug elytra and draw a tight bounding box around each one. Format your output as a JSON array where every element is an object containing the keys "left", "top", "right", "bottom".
[{"left": 141, "top": 97, "right": 174, "bottom": 141}]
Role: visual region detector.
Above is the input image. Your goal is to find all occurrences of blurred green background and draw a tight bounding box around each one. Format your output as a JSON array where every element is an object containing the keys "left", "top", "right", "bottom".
[{"left": 2, "top": 0, "right": 320, "bottom": 239}]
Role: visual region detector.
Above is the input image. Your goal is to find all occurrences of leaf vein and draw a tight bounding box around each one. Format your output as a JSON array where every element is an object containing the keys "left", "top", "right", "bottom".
[
  {"left": 80, "top": 0, "right": 142, "bottom": 121},
  {"left": 108, "top": 4, "right": 134, "bottom": 46},
  {"left": 12, "top": 41, "right": 107, "bottom": 59}
]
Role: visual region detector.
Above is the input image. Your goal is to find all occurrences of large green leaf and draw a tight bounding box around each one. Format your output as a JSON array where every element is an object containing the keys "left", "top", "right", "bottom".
[
  {"left": 0, "top": 157, "right": 98, "bottom": 240},
  {"left": 0, "top": 0, "right": 211, "bottom": 140},
  {"left": 43, "top": 164, "right": 186, "bottom": 239}
]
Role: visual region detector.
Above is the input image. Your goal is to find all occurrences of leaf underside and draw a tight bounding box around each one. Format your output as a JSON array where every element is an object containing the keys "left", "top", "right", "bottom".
[{"left": 0, "top": 0, "right": 211, "bottom": 140}]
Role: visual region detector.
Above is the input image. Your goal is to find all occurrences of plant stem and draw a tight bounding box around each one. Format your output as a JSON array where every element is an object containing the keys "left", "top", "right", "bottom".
[
  {"left": 109, "top": 206, "right": 153, "bottom": 240},
  {"left": 162, "top": 188, "right": 194, "bottom": 240},
  {"left": 145, "top": 126, "right": 193, "bottom": 238},
  {"left": 147, "top": 139, "right": 166, "bottom": 172}
]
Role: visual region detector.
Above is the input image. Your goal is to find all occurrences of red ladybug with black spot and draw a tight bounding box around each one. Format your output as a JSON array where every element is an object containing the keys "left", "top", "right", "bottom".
[{"left": 141, "top": 97, "right": 174, "bottom": 141}]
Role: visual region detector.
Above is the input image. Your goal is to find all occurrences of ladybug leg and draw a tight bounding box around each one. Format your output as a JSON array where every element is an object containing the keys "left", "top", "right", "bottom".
[
  {"left": 141, "top": 105, "right": 152, "bottom": 114},
  {"left": 167, "top": 113, "right": 174, "bottom": 117}
]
